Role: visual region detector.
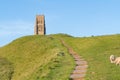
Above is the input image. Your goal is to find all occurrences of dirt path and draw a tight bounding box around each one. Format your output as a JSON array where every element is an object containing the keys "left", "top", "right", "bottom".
[{"left": 61, "top": 40, "right": 88, "bottom": 80}]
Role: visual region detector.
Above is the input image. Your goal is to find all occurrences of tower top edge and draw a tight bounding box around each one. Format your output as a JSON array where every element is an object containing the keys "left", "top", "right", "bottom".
[{"left": 36, "top": 14, "right": 45, "bottom": 17}]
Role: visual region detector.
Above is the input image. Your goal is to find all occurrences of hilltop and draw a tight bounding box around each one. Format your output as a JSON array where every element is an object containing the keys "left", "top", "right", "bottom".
[
  {"left": 0, "top": 35, "right": 75, "bottom": 80},
  {"left": 0, "top": 34, "right": 120, "bottom": 80}
]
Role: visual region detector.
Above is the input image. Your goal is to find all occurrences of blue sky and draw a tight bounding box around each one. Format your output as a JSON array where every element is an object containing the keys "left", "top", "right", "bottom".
[{"left": 1, "top": 0, "right": 120, "bottom": 46}]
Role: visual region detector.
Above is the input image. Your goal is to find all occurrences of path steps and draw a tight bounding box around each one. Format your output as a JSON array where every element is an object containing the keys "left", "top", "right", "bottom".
[{"left": 61, "top": 40, "right": 88, "bottom": 80}]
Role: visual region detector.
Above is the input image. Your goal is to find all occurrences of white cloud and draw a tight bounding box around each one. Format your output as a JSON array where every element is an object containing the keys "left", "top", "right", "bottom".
[
  {"left": 0, "top": 20, "right": 34, "bottom": 46},
  {"left": 0, "top": 20, "right": 34, "bottom": 34}
]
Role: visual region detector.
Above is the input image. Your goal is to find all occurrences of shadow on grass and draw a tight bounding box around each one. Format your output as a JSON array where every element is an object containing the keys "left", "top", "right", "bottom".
[{"left": 0, "top": 57, "right": 14, "bottom": 80}]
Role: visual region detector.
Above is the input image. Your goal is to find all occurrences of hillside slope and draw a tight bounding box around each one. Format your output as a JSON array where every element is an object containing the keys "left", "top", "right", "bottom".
[
  {"left": 0, "top": 35, "right": 74, "bottom": 80},
  {"left": 62, "top": 34, "right": 120, "bottom": 80},
  {"left": 1, "top": 34, "right": 120, "bottom": 80}
]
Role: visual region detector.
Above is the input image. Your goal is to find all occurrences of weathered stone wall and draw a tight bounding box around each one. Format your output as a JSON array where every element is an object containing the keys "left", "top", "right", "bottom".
[{"left": 34, "top": 15, "right": 46, "bottom": 35}]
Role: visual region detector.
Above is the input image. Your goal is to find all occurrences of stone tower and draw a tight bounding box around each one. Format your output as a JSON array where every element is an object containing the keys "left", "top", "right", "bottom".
[{"left": 34, "top": 15, "right": 46, "bottom": 35}]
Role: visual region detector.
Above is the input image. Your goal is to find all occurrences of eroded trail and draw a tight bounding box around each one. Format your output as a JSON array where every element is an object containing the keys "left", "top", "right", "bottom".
[{"left": 61, "top": 39, "right": 88, "bottom": 80}]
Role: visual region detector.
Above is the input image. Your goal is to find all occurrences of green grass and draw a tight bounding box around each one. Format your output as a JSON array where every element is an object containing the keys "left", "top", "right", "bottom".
[
  {"left": 62, "top": 34, "right": 120, "bottom": 80},
  {"left": 0, "top": 57, "right": 13, "bottom": 80},
  {"left": 1, "top": 34, "right": 120, "bottom": 80},
  {"left": 0, "top": 35, "right": 74, "bottom": 80}
]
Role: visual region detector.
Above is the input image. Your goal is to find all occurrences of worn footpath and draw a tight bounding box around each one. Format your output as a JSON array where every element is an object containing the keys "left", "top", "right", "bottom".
[{"left": 61, "top": 40, "right": 88, "bottom": 80}]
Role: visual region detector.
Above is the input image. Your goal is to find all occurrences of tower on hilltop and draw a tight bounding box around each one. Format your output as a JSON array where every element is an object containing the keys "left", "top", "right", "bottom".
[{"left": 34, "top": 15, "right": 46, "bottom": 35}]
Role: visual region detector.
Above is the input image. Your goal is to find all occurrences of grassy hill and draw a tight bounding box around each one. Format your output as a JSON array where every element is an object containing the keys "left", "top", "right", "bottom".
[
  {"left": 62, "top": 34, "right": 120, "bottom": 80},
  {"left": 1, "top": 34, "right": 120, "bottom": 80},
  {"left": 0, "top": 35, "right": 74, "bottom": 80}
]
